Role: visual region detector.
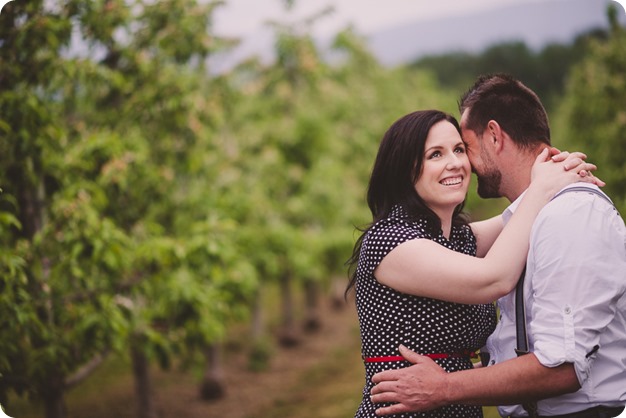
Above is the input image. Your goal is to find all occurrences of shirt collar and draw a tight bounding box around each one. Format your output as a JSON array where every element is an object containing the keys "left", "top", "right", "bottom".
[
  {"left": 502, "top": 190, "right": 527, "bottom": 225},
  {"left": 502, "top": 183, "right": 600, "bottom": 224},
  {"left": 390, "top": 204, "right": 409, "bottom": 219}
]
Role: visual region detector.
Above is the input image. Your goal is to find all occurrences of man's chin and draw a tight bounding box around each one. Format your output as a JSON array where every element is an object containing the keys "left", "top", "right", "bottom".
[
  {"left": 477, "top": 185, "right": 501, "bottom": 199},
  {"left": 476, "top": 172, "right": 502, "bottom": 199}
]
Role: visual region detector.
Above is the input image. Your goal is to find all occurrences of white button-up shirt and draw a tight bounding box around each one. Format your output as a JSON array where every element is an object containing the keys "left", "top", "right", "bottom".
[{"left": 485, "top": 183, "right": 626, "bottom": 417}]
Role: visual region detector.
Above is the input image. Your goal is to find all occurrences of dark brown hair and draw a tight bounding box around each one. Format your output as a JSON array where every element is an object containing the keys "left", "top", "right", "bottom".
[
  {"left": 459, "top": 73, "right": 551, "bottom": 149},
  {"left": 345, "top": 110, "right": 468, "bottom": 297}
]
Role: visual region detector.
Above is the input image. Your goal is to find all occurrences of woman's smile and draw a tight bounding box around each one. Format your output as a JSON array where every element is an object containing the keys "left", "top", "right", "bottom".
[{"left": 440, "top": 175, "right": 464, "bottom": 186}]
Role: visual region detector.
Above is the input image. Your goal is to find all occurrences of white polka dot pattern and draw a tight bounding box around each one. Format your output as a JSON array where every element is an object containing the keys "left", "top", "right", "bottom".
[{"left": 354, "top": 205, "right": 496, "bottom": 418}]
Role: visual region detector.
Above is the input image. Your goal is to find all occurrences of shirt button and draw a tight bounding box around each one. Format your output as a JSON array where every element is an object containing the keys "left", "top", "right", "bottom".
[
  {"left": 489, "top": 360, "right": 495, "bottom": 365},
  {"left": 564, "top": 306, "right": 572, "bottom": 315}
]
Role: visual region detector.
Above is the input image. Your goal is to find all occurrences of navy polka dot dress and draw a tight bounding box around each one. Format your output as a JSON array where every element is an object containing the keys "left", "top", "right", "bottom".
[{"left": 354, "top": 205, "right": 496, "bottom": 418}]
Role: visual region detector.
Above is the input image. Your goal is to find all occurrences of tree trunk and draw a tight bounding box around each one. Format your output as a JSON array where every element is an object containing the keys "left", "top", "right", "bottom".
[
  {"left": 330, "top": 276, "right": 348, "bottom": 310},
  {"left": 15, "top": 165, "right": 46, "bottom": 240},
  {"left": 303, "top": 279, "right": 321, "bottom": 332},
  {"left": 199, "top": 343, "right": 226, "bottom": 400},
  {"left": 277, "top": 271, "right": 300, "bottom": 347},
  {"left": 130, "top": 343, "right": 159, "bottom": 418},
  {"left": 250, "top": 288, "right": 264, "bottom": 342},
  {"left": 41, "top": 374, "right": 66, "bottom": 418},
  {"left": 26, "top": 176, "right": 65, "bottom": 418},
  {"left": 248, "top": 289, "right": 272, "bottom": 371}
]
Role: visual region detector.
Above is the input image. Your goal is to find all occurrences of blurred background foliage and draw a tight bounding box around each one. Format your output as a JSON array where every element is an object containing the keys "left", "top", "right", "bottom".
[{"left": 0, "top": 1, "right": 624, "bottom": 417}]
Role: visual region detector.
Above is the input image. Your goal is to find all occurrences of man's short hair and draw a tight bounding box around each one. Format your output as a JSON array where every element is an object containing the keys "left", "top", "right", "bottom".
[{"left": 459, "top": 73, "right": 551, "bottom": 149}]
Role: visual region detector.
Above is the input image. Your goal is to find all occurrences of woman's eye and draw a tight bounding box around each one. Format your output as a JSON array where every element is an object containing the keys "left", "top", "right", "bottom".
[
  {"left": 454, "top": 147, "right": 466, "bottom": 154},
  {"left": 429, "top": 151, "right": 441, "bottom": 159}
]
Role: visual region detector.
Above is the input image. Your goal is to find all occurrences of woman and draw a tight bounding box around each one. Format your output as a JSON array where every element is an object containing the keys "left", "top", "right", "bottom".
[{"left": 346, "top": 110, "right": 597, "bottom": 418}]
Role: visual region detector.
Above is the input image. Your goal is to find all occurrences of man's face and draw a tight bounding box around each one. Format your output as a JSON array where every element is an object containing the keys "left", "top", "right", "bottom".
[{"left": 460, "top": 110, "right": 503, "bottom": 199}]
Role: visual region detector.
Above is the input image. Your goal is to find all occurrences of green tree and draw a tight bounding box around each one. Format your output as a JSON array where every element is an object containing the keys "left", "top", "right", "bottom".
[
  {"left": 0, "top": 2, "right": 132, "bottom": 416},
  {"left": 554, "top": 5, "right": 626, "bottom": 213},
  {"left": 409, "top": 30, "right": 607, "bottom": 112},
  {"left": 0, "top": 1, "right": 255, "bottom": 417}
]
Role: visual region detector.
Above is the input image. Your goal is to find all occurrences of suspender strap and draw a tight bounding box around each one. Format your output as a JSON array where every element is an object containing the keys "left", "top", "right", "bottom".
[
  {"left": 552, "top": 186, "right": 617, "bottom": 211},
  {"left": 514, "top": 186, "right": 616, "bottom": 418},
  {"left": 515, "top": 267, "right": 537, "bottom": 417},
  {"left": 514, "top": 267, "right": 529, "bottom": 357}
]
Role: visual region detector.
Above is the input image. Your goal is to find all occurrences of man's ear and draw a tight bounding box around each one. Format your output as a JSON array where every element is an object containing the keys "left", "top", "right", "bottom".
[{"left": 487, "top": 120, "right": 505, "bottom": 154}]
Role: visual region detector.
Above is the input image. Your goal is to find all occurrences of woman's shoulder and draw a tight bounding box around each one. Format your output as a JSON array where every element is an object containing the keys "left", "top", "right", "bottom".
[
  {"left": 365, "top": 206, "right": 429, "bottom": 246},
  {"left": 455, "top": 222, "right": 475, "bottom": 238},
  {"left": 450, "top": 222, "right": 477, "bottom": 253}
]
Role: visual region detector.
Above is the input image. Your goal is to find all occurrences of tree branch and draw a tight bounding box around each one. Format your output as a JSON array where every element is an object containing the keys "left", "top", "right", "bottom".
[
  {"left": 65, "top": 349, "right": 110, "bottom": 389},
  {"left": 64, "top": 272, "right": 145, "bottom": 304}
]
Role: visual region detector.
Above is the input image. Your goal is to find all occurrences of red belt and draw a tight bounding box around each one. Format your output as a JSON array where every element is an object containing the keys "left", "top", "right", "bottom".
[{"left": 363, "top": 350, "right": 477, "bottom": 363}]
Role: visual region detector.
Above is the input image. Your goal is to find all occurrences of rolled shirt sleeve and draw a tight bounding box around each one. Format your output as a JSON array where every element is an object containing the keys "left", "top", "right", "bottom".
[
  {"left": 492, "top": 185, "right": 626, "bottom": 417},
  {"left": 526, "top": 189, "right": 626, "bottom": 386}
]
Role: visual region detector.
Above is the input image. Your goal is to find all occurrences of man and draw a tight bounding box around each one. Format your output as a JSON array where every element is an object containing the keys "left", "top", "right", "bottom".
[{"left": 370, "top": 74, "right": 626, "bottom": 418}]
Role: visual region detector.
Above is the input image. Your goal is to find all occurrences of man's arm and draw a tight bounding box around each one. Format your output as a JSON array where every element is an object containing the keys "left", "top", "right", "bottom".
[{"left": 370, "top": 345, "right": 580, "bottom": 416}]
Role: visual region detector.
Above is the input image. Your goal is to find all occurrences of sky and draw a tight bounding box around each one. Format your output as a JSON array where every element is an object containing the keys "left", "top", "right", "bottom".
[
  {"left": 211, "top": 0, "right": 534, "bottom": 37},
  {"left": 208, "top": 0, "right": 626, "bottom": 72},
  {"left": 211, "top": 0, "right": 622, "bottom": 38}
]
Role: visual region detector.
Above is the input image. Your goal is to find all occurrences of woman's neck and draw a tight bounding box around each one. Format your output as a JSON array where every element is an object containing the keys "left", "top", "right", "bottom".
[
  {"left": 441, "top": 219, "right": 452, "bottom": 239},
  {"left": 433, "top": 208, "right": 454, "bottom": 239}
]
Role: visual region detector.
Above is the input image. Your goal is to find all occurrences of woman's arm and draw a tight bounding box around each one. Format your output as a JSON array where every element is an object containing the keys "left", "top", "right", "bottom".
[
  {"left": 468, "top": 149, "right": 603, "bottom": 258},
  {"left": 469, "top": 215, "right": 503, "bottom": 258},
  {"left": 375, "top": 149, "right": 598, "bottom": 304}
]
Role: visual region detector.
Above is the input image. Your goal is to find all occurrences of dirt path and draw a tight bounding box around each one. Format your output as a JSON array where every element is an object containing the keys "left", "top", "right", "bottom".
[
  {"left": 64, "top": 297, "right": 364, "bottom": 418},
  {"left": 8, "top": 294, "right": 502, "bottom": 418},
  {"left": 156, "top": 299, "right": 363, "bottom": 418}
]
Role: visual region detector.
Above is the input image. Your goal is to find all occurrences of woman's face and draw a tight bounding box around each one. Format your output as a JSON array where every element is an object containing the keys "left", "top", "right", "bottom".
[{"left": 414, "top": 120, "right": 471, "bottom": 218}]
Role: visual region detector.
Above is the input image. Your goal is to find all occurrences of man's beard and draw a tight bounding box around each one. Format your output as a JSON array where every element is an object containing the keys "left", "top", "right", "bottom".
[
  {"left": 476, "top": 167, "right": 502, "bottom": 199},
  {"left": 475, "top": 138, "right": 502, "bottom": 199}
]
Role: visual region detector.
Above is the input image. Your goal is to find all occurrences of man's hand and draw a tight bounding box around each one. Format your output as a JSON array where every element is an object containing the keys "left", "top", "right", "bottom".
[{"left": 370, "top": 345, "right": 449, "bottom": 416}]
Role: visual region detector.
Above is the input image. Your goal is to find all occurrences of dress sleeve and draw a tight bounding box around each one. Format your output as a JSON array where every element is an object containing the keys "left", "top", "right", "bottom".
[{"left": 360, "top": 219, "right": 421, "bottom": 279}]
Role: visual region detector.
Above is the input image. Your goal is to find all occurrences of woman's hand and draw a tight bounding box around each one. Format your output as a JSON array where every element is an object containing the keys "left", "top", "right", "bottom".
[
  {"left": 530, "top": 148, "right": 604, "bottom": 197},
  {"left": 548, "top": 149, "right": 605, "bottom": 186}
]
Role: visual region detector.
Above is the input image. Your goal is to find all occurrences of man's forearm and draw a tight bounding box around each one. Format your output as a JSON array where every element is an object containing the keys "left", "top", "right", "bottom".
[{"left": 444, "top": 354, "right": 580, "bottom": 406}]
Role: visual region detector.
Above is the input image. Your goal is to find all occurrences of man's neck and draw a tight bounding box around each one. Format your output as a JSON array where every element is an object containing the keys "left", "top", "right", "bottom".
[
  {"left": 499, "top": 147, "right": 540, "bottom": 203},
  {"left": 505, "top": 180, "right": 531, "bottom": 203}
]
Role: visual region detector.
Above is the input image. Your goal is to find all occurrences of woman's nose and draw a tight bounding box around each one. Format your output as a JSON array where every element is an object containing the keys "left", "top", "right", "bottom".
[{"left": 446, "top": 153, "right": 462, "bottom": 169}]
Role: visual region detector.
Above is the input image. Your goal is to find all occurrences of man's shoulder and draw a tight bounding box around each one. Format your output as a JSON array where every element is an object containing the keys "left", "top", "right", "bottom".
[
  {"left": 551, "top": 184, "right": 612, "bottom": 205},
  {"left": 541, "top": 184, "right": 613, "bottom": 216},
  {"left": 533, "top": 184, "right": 624, "bottom": 242}
]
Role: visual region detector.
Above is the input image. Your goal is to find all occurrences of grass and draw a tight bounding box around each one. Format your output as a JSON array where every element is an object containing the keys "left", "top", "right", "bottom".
[
  {"left": 245, "top": 329, "right": 363, "bottom": 418},
  {"left": 5, "top": 354, "right": 136, "bottom": 418}
]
